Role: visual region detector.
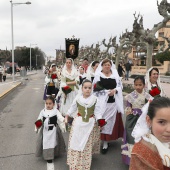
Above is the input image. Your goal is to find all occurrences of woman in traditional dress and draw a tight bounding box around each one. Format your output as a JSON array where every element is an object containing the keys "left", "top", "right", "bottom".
[
  {"left": 93, "top": 59, "right": 124, "bottom": 154},
  {"left": 78, "top": 66, "right": 87, "bottom": 85},
  {"left": 86, "top": 61, "right": 99, "bottom": 82},
  {"left": 58, "top": 58, "right": 79, "bottom": 116},
  {"left": 35, "top": 96, "right": 66, "bottom": 170},
  {"left": 121, "top": 76, "right": 153, "bottom": 165},
  {"left": 65, "top": 79, "right": 106, "bottom": 170},
  {"left": 130, "top": 97, "right": 170, "bottom": 170},
  {"left": 145, "top": 67, "right": 165, "bottom": 97},
  {"left": 43, "top": 63, "right": 60, "bottom": 100}
]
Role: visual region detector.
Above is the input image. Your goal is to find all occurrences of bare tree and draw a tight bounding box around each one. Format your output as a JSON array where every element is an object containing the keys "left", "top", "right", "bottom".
[
  {"left": 132, "top": 0, "right": 170, "bottom": 70},
  {"left": 113, "top": 30, "right": 134, "bottom": 67}
]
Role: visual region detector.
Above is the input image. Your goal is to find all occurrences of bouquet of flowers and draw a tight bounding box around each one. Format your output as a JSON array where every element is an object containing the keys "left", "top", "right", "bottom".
[
  {"left": 51, "top": 74, "right": 57, "bottom": 79},
  {"left": 93, "top": 81, "right": 104, "bottom": 92},
  {"left": 97, "top": 119, "right": 107, "bottom": 127},
  {"left": 79, "top": 76, "right": 86, "bottom": 85},
  {"left": 149, "top": 86, "right": 161, "bottom": 97},
  {"left": 62, "top": 86, "right": 72, "bottom": 104},
  {"left": 35, "top": 119, "right": 43, "bottom": 129}
]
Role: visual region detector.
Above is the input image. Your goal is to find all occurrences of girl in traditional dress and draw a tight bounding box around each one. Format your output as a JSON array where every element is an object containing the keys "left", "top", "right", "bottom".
[
  {"left": 93, "top": 59, "right": 124, "bottom": 154},
  {"left": 57, "top": 58, "right": 79, "bottom": 116},
  {"left": 86, "top": 61, "right": 99, "bottom": 82},
  {"left": 145, "top": 67, "right": 165, "bottom": 97},
  {"left": 43, "top": 64, "right": 60, "bottom": 100},
  {"left": 130, "top": 97, "right": 170, "bottom": 170},
  {"left": 65, "top": 79, "right": 106, "bottom": 170},
  {"left": 35, "top": 96, "right": 66, "bottom": 170},
  {"left": 122, "top": 76, "right": 153, "bottom": 165}
]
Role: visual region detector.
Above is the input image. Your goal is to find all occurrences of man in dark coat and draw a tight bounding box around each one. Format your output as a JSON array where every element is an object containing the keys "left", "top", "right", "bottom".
[{"left": 124, "top": 61, "right": 132, "bottom": 80}]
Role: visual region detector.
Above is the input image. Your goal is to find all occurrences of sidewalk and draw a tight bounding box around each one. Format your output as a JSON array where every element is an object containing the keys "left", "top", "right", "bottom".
[
  {"left": 122, "top": 78, "right": 170, "bottom": 97},
  {"left": 0, "top": 71, "right": 37, "bottom": 99}
]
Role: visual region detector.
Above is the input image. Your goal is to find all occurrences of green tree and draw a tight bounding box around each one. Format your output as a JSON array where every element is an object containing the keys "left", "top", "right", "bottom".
[
  {"left": 154, "top": 51, "right": 170, "bottom": 64},
  {"left": 13, "top": 47, "right": 45, "bottom": 67}
]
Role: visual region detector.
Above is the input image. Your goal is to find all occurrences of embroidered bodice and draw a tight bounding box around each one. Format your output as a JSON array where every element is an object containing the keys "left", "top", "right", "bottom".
[
  {"left": 66, "top": 77, "right": 76, "bottom": 90},
  {"left": 100, "top": 77, "right": 117, "bottom": 89},
  {"left": 126, "top": 90, "right": 151, "bottom": 109},
  {"left": 42, "top": 115, "right": 57, "bottom": 130},
  {"left": 100, "top": 76, "right": 117, "bottom": 103},
  {"left": 76, "top": 101, "right": 96, "bottom": 122}
]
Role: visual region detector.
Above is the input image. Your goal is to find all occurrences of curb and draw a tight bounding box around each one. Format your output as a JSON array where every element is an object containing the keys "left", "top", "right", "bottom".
[
  {"left": 0, "top": 82, "right": 22, "bottom": 99},
  {"left": 6, "top": 72, "right": 37, "bottom": 80}
]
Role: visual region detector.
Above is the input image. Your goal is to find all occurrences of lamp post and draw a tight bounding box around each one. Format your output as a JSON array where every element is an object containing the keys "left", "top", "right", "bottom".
[
  {"left": 36, "top": 55, "right": 40, "bottom": 71},
  {"left": 30, "top": 43, "right": 37, "bottom": 71},
  {"left": 10, "top": 0, "right": 31, "bottom": 82}
]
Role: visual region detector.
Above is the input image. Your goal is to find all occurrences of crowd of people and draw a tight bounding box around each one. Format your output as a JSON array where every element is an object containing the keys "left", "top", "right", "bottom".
[{"left": 35, "top": 58, "right": 169, "bottom": 170}]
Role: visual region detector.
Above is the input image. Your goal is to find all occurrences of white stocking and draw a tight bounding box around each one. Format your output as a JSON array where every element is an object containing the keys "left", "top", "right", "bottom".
[{"left": 103, "top": 141, "right": 108, "bottom": 149}]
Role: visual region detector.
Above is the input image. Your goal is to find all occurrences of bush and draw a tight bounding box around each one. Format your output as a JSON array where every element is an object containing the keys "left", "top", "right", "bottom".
[
  {"left": 165, "top": 72, "right": 170, "bottom": 76},
  {"left": 140, "top": 64, "right": 146, "bottom": 66},
  {"left": 154, "top": 51, "right": 170, "bottom": 64},
  {"left": 153, "top": 64, "right": 162, "bottom": 66},
  {"left": 130, "top": 74, "right": 145, "bottom": 79}
]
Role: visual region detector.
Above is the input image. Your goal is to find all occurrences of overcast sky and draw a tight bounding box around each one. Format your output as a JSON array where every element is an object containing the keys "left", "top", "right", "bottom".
[{"left": 0, "top": 0, "right": 165, "bottom": 57}]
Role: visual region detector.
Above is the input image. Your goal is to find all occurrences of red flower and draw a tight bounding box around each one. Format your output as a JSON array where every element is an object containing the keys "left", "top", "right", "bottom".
[
  {"left": 93, "top": 81, "right": 104, "bottom": 92},
  {"left": 149, "top": 86, "right": 161, "bottom": 97},
  {"left": 35, "top": 119, "right": 43, "bottom": 128},
  {"left": 93, "top": 84, "right": 97, "bottom": 89},
  {"left": 51, "top": 74, "right": 57, "bottom": 79},
  {"left": 62, "top": 86, "right": 72, "bottom": 104},
  {"left": 98, "top": 119, "right": 107, "bottom": 127},
  {"left": 62, "top": 86, "right": 72, "bottom": 95},
  {"left": 63, "top": 86, "right": 70, "bottom": 91}
]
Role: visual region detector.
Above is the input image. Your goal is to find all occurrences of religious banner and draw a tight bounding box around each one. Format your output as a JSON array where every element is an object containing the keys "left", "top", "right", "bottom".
[{"left": 65, "top": 37, "right": 80, "bottom": 60}]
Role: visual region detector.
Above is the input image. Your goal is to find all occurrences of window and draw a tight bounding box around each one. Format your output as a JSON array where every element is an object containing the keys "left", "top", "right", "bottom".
[{"left": 159, "top": 32, "right": 164, "bottom": 37}]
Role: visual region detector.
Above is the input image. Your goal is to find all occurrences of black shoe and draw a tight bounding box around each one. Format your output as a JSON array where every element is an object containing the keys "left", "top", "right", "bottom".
[{"left": 101, "top": 148, "right": 108, "bottom": 154}]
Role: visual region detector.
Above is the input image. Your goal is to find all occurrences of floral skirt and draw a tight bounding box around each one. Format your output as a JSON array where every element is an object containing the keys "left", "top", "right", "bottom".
[{"left": 67, "top": 122, "right": 100, "bottom": 170}]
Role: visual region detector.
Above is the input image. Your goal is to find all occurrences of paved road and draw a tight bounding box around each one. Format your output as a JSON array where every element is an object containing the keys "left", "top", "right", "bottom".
[{"left": 0, "top": 72, "right": 128, "bottom": 170}]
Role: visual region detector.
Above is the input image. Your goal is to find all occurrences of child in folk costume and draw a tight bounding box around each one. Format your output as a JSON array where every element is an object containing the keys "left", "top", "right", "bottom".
[
  {"left": 65, "top": 79, "right": 106, "bottom": 170},
  {"left": 44, "top": 64, "right": 60, "bottom": 100},
  {"left": 57, "top": 58, "right": 79, "bottom": 116},
  {"left": 35, "top": 96, "right": 66, "bottom": 170},
  {"left": 130, "top": 97, "right": 170, "bottom": 170},
  {"left": 122, "top": 76, "right": 153, "bottom": 165}
]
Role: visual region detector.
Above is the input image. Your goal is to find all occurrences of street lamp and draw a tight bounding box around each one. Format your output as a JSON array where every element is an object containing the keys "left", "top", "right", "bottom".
[
  {"left": 10, "top": 0, "right": 31, "bottom": 82},
  {"left": 30, "top": 43, "right": 37, "bottom": 71},
  {"left": 36, "top": 55, "right": 40, "bottom": 71}
]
